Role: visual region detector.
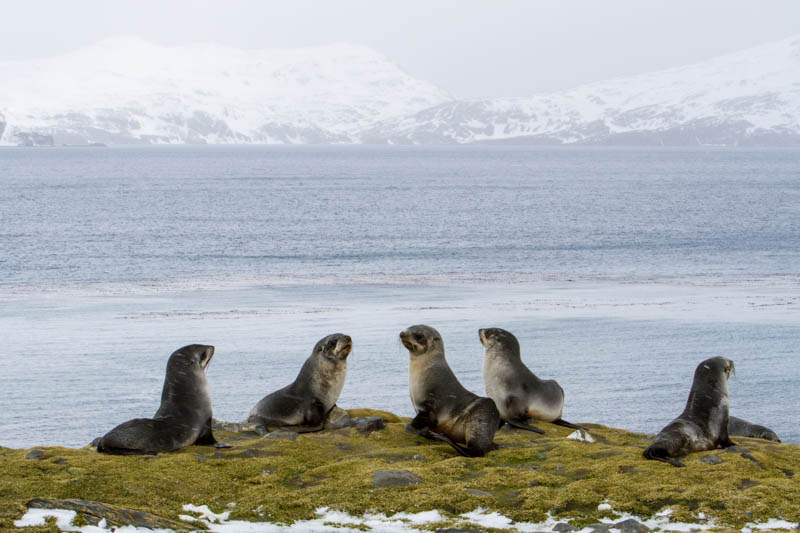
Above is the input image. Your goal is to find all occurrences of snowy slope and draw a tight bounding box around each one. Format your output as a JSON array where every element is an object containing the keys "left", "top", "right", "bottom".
[
  {"left": 2, "top": 36, "right": 800, "bottom": 146},
  {"left": 0, "top": 37, "right": 451, "bottom": 145},
  {"left": 364, "top": 35, "right": 800, "bottom": 146}
]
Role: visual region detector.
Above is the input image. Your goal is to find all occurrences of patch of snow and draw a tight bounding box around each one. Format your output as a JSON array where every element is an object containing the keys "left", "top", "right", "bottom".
[
  {"left": 744, "top": 518, "right": 800, "bottom": 531},
  {"left": 568, "top": 429, "right": 596, "bottom": 443}
]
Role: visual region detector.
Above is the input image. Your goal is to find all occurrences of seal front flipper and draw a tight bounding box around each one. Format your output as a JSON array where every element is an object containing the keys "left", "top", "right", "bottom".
[
  {"left": 194, "top": 417, "right": 218, "bottom": 446},
  {"left": 505, "top": 418, "right": 545, "bottom": 434},
  {"left": 552, "top": 418, "right": 584, "bottom": 430}
]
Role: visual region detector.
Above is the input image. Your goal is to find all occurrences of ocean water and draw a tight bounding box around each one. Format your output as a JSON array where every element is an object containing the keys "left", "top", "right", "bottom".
[{"left": 0, "top": 145, "right": 798, "bottom": 448}]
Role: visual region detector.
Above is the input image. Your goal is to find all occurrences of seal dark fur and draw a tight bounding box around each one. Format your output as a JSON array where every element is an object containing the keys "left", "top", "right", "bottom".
[
  {"left": 247, "top": 333, "right": 351, "bottom": 433},
  {"left": 97, "top": 344, "right": 217, "bottom": 455},
  {"left": 400, "top": 325, "right": 500, "bottom": 457},
  {"left": 643, "top": 356, "right": 735, "bottom": 467},
  {"left": 728, "top": 416, "right": 781, "bottom": 442},
  {"left": 479, "top": 327, "right": 581, "bottom": 434}
]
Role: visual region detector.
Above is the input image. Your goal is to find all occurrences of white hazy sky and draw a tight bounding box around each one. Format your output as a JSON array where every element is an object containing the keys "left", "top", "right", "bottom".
[{"left": 3, "top": 0, "right": 799, "bottom": 98}]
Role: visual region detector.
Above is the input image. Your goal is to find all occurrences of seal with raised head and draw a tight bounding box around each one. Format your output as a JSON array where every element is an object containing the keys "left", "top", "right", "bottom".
[
  {"left": 246, "top": 333, "right": 351, "bottom": 433},
  {"left": 400, "top": 324, "right": 501, "bottom": 457},
  {"left": 728, "top": 416, "right": 781, "bottom": 442},
  {"left": 643, "top": 356, "right": 736, "bottom": 467},
  {"left": 479, "top": 327, "right": 581, "bottom": 434},
  {"left": 97, "top": 344, "right": 217, "bottom": 455}
]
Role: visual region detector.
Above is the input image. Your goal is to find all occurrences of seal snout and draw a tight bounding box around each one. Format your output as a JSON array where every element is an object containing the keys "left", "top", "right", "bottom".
[
  {"left": 335, "top": 335, "right": 353, "bottom": 359},
  {"left": 201, "top": 345, "right": 215, "bottom": 369},
  {"left": 478, "top": 328, "right": 488, "bottom": 346}
]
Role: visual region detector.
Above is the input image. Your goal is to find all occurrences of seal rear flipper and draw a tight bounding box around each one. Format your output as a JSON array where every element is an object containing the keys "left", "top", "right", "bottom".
[
  {"left": 423, "top": 430, "right": 473, "bottom": 457},
  {"left": 552, "top": 418, "right": 584, "bottom": 430},
  {"left": 642, "top": 447, "right": 686, "bottom": 468},
  {"left": 506, "top": 418, "right": 545, "bottom": 434}
]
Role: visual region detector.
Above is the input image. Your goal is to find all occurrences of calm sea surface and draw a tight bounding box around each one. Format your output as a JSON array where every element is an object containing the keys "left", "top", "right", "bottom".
[{"left": 1, "top": 146, "right": 798, "bottom": 447}]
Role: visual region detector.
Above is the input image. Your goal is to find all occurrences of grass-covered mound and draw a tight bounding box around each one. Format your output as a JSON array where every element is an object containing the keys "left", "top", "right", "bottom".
[{"left": 2, "top": 409, "right": 799, "bottom": 531}]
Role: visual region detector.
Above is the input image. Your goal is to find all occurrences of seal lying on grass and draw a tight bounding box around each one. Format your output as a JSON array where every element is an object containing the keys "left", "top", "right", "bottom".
[
  {"left": 728, "top": 416, "right": 781, "bottom": 442},
  {"left": 643, "top": 356, "right": 735, "bottom": 467},
  {"left": 97, "top": 344, "right": 217, "bottom": 455},
  {"left": 247, "top": 333, "right": 351, "bottom": 433},
  {"left": 479, "top": 327, "right": 582, "bottom": 434},
  {"left": 400, "top": 324, "right": 500, "bottom": 457}
]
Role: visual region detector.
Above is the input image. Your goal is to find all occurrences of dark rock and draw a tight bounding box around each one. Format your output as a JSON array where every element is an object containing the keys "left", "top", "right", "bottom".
[
  {"left": 740, "top": 453, "right": 766, "bottom": 470},
  {"left": 537, "top": 452, "right": 547, "bottom": 459},
  {"left": 196, "top": 455, "right": 210, "bottom": 462},
  {"left": 587, "top": 524, "right": 611, "bottom": 532},
  {"left": 744, "top": 512, "right": 753, "bottom": 518},
  {"left": 373, "top": 470, "right": 422, "bottom": 488},
  {"left": 619, "top": 465, "right": 640, "bottom": 475},
  {"left": 265, "top": 430, "right": 298, "bottom": 441},
  {"left": 464, "top": 488, "right": 494, "bottom": 498},
  {"left": 553, "top": 523, "right": 579, "bottom": 532},
  {"left": 412, "top": 454, "right": 425, "bottom": 461},
  {"left": 54, "top": 458, "right": 68, "bottom": 465},
  {"left": 554, "top": 465, "right": 565, "bottom": 472},
  {"left": 527, "top": 480, "right": 540, "bottom": 487},
  {"left": 26, "top": 450, "right": 44, "bottom": 460},
  {"left": 739, "top": 479, "right": 759, "bottom": 490},
  {"left": 26, "top": 499, "right": 192, "bottom": 530},
  {"left": 615, "top": 518, "right": 651, "bottom": 532},
  {"left": 780, "top": 468, "right": 794, "bottom": 478},
  {"left": 90, "top": 438, "right": 101, "bottom": 448},
  {"left": 356, "top": 416, "right": 386, "bottom": 434},
  {"left": 325, "top": 407, "right": 355, "bottom": 429},
  {"left": 700, "top": 454, "right": 723, "bottom": 465},
  {"left": 213, "top": 442, "right": 233, "bottom": 448},
  {"left": 724, "top": 445, "right": 751, "bottom": 454}
]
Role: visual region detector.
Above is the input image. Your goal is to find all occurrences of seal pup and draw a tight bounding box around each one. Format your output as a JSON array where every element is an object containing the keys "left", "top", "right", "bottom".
[
  {"left": 479, "top": 327, "right": 581, "bottom": 434},
  {"left": 643, "top": 356, "right": 735, "bottom": 467},
  {"left": 247, "top": 333, "right": 351, "bottom": 433},
  {"left": 97, "top": 344, "right": 217, "bottom": 455},
  {"left": 728, "top": 416, "right": 781, "bottom": 442},
  {"left": 400, "top": 325, "right": 500, "bottom": 457}
]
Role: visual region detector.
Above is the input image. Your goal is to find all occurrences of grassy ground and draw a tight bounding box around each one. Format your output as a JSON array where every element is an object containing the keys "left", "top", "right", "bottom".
[{"left": 2, "top": 409, "right": 799, "bottom": 531}]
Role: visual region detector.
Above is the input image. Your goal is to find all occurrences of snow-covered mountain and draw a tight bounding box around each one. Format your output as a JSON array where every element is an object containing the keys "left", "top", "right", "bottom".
[
  {"left": 365, "top": 35, "right": 800, "bottom": 146},
  {"left": 2, "top": 35, "right": 800, "bottom": 146},
  {"left": 0, "top": 37, "right": 451, "bottom": 145}
]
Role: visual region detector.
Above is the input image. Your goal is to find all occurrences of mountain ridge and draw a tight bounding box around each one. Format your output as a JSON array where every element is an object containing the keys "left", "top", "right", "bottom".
[{"left": 2, "top": 36, "right": 799, "bottom": 146}]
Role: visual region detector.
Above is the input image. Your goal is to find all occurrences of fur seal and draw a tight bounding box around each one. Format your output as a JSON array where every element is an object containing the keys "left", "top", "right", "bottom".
[
  {"left": 246, "top": 333, "right": 351, "bottom": 432},
  {"left": 643, "top": 356, "right": 735, "bottom": 467},
  {"left": 97, "top": 344, "right": 217, "bottom": 455},
  {"left": 479, "top": 327, "right": 581, "bottom": 433},
  {"left": 728, "top": 416, "right": 781, "bottom": 442},
  {"left": 400, "top": 325, "right": 500, "bottom": 457}
]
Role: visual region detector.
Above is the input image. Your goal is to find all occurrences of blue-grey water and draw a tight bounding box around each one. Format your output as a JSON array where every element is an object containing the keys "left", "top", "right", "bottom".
[{"left": 1, "top": 146, "right": 798, "bottom": 448}]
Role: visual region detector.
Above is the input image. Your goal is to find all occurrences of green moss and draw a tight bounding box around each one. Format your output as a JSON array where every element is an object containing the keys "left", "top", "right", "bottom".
[{"left": 2, "top": 410, "right": 799, "bottom": 531}]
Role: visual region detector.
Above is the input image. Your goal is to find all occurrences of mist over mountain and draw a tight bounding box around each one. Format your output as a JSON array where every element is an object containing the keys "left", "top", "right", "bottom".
[{"left": 2, "top": 36, "right": 799, "bottom": 146}]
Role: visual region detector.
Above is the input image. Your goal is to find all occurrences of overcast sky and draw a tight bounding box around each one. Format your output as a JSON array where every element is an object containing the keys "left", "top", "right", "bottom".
[{"left": 3, "top": 0, "right": 799, "bottom": 98}]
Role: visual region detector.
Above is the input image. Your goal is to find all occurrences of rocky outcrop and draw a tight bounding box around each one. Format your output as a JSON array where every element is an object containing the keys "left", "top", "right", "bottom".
[{"left": 26, "top": 498, "right": 200, "bottom": 530}]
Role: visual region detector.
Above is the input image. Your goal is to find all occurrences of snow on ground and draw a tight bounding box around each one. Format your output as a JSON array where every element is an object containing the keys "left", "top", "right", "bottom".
[{"left": 13, "top": 504, "right": 800, "bottom": 532}]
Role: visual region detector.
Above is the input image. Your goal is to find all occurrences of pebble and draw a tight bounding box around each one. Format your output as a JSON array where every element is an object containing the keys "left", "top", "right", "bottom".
[
  {"left": 373, "top": 469, "right": 422, "bottom": 488},
  {"left": 700, "top": 454, "right": 723, "bottom": 465},
  {"left": 464, "top": 488, "right": 494, "bottom": 498}
]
